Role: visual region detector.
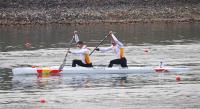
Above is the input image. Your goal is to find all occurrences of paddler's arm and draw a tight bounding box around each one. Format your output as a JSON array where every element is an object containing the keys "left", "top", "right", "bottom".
[
  {"left": 95, "top": 46, "right": 113, "bottom": 52},
  {"left": 69, "top": 49, "right": 86, "bottom": 55},
  {"left": 110, "top": 32, "right": 123, "bottom": 47}
]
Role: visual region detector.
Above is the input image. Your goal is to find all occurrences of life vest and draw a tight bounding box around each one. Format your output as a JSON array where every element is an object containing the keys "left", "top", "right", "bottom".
[
  {"left": 120, "top": 48, "right": 125, "bottom": 59},
  {"left": 85, "top": 53, "right": 91, "bottom": 64},
  {"left": 112, "top": 46, "right": 125, "bottom": 59}
]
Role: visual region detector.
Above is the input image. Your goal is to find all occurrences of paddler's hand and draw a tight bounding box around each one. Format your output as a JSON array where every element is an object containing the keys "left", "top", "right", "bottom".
[
  {"left": 94, "top": 48, "right": 100, "bottom": 51},
  {"left": 108, "top": 31, "right": 113, "bottom": 36}
]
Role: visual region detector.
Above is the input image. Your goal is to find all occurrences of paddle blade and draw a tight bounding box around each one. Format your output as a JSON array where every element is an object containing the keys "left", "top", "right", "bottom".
[
  {"left": 59, "top": 48, "right": 70, "bottom": 70},
  {"left": 59, "top": 57, "right": 66, "bottom": 70},
  {"left": 59, "top": 62, "right": 65, "bottom": 70},
  {"left": 58, "top": 64, "right": 64, "bottom": 71}
]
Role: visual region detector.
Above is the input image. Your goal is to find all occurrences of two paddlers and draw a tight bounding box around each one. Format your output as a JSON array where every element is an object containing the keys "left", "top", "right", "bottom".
[{"left": 67, "top": 31, "right": 128, "bottom": 68}]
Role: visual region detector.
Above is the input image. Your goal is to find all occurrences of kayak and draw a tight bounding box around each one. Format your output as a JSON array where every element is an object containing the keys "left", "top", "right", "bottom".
[{"left": 12, "top": 66, "right": 190, "bottom": 76}]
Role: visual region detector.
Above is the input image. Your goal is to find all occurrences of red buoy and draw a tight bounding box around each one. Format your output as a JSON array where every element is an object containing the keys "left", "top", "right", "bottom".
[
  {"left": 32, "top": 66, "right": 36, "bottom": 68},
  {"left": 25, "top": 43, "right": 32, "bottom": 48},
  {"left": 176, "top": 76, "right": 181, "bottom": 81},
  {"left": 144, "top": 48, "right": 149, "bottom": 53},
  {"left": 40, "top": 99, "right": 46, "bottom": 103}
]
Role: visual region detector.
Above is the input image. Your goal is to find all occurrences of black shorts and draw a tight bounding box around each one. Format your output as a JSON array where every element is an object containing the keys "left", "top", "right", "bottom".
[
  {"left": 108, "top": 57, "right": 128, "bottom": 67},
  {"left": 72, "top": 59, "right": 93, "bottom": 67}
]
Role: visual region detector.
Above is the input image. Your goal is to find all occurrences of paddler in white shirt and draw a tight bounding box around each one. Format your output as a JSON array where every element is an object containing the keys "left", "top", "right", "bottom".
[
  {"left": 95, "top": 31, "right": 128, "bottom": 68},
  {"left": 69, "top": 41, "right": 93, "bottom": 67}
]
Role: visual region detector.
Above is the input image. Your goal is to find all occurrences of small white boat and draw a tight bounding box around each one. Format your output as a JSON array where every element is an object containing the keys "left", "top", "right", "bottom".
[{"left": 12, "top": 66, "right": 190, "bottom": 76}]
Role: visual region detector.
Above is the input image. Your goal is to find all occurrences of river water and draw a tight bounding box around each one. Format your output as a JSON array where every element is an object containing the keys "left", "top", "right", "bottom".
[{"left": 0, "top": 23, "right": 200, "bottom": 109}]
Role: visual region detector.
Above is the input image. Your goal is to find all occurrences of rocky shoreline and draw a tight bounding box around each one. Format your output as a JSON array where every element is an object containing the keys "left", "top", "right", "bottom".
[{"left": 1, "top": 0, "right": 200, "bottom": 25}]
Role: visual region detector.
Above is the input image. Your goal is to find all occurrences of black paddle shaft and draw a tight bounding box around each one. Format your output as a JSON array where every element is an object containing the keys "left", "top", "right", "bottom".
[{"left": 89, "top": 35, "right": 109, "bottom": 56}]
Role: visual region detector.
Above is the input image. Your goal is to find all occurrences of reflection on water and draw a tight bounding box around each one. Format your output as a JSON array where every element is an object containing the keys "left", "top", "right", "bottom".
[
  {"left": 0, "top": 23, "right": 200, "bottom": 52},
  {"left": 9, "top": 74, "right": 129, "bottom": 95},
  {"left": 0, "top": 23, "right": 200, "bottom": 109}
]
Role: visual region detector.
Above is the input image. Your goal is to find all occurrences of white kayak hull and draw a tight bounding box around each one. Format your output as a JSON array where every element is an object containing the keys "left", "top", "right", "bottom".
[{"left": 12, "top": 66, "right": 190, "bottom": 75}]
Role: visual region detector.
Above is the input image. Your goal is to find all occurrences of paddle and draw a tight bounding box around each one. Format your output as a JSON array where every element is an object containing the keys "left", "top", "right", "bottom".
[
  {"left": 59, "top": 47, "right": 70, "bottom": 70},
  {"left": 89, "top": 33, "right": 110, "bottom": 56},
  {"left": 58, "top": 31, "right": 80, "bottom": 70}
]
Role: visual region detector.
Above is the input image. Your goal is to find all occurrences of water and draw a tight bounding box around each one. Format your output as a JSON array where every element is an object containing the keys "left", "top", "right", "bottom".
[{"left": 0, "top": 23, "right": 200, "bottom": 109}]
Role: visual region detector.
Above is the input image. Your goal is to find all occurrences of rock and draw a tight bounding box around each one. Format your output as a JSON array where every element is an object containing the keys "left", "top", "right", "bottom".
[{"left": 0, "top": 0, "right": 200, "bottom": 25}]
